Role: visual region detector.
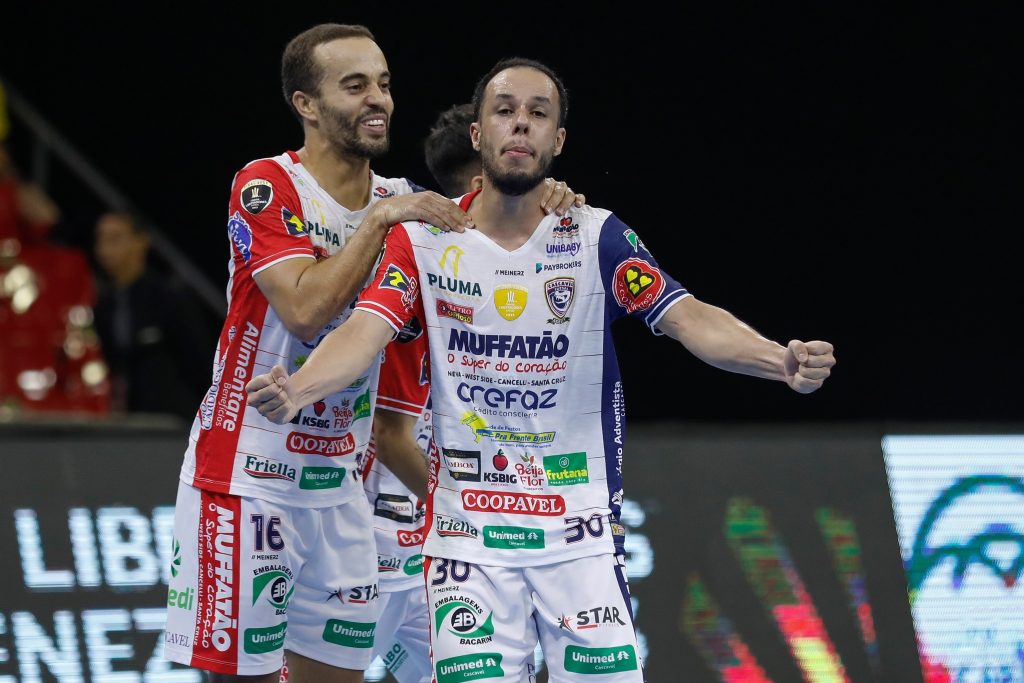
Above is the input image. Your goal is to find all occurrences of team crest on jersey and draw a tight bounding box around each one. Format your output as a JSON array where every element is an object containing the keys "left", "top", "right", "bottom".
[
  {"left": 281, "top": 207, "right": 307, "bottom": 236},
  {"left": 494, "top": 285, "right": 528, "bottom": 321},
  {"left": 544, "top": 278, "right": 575, "bottom": 324},
  {"left": 240, "top": 178, "right": 273, "bottom": 215},
  {"left": 227, "top": 211, "right": 252, "bottom": 263},
  {"left": 613, "top": 258, "right": 664, "bottom": 313}
]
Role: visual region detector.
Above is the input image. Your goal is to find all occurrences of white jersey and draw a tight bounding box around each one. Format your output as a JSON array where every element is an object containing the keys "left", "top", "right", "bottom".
[
  {"left": 355, "top": 191, "right": 689, "bottom": 566},
  {"left": 180, "top": 151, "right": 421, "bottom": 507}
]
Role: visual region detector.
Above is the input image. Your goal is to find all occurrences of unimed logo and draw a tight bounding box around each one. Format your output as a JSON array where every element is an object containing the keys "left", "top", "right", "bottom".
[
  {"left": 322, "top": 620, "right": 375, "bottom": 648},
  {"left": 300, "top": 467, "right": 344, "bottom": 490},
  {"left": 564, "top": 645, "right": 637, "bottom": 674},
  {"left": 483, "top": 526, "right": 544, "bottom": 549},
  {"left": 244, "top": 624, "right": 287, "bottom": 654},
  {"left": 436, "top": 653, "right": 503, "bottom": 682}
]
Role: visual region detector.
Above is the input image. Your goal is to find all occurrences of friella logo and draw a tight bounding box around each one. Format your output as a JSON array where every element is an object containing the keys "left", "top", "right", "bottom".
[
  {"left": 543, "top": 452, "right": 590, "bottom": 486},
  {"left": 243, "top": 455, "right": 297, "bottom": 482},
  {"left": 436, "top": 654, "right": 503, "bottom": 683},
  {"left": 564, "top": 645, "right": 637, "bottom": 674},
  {"left": 434, "top": 514, "right": 479, "bottom": 538}
]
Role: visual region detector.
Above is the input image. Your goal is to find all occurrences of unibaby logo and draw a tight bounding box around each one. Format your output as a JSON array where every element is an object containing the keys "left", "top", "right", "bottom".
[
  {"left": 286, "top": 431, "right": 355, "bottom": 456},
  {"left": 442, "top": 449, "right": 481, "bottom": 481},
  {"left": 546, "top": 241, "right": 581, "bottom": 257},
  {"left": 243, "top": 456, "right": 296, "bottom": 482},
  {"left": 462, "top": 490, "right": 565, "bottom": 516},
  {"left": 434, "top": 596, "right": 494, "bottom": 644},
  {"left": 434, "top": 514, "right": 479, "bottom": 538},
  {"left": 543, "top": 452, "right": 590, "bottom": 486},
  {"left": 281, "top": 207, "right": 307, "bottom": 236}
]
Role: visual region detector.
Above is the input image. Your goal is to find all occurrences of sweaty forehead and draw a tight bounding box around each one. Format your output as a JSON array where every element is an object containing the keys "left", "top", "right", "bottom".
[
  {"left": 315, "top": 37, "right": 389, "bottom": 81},
  {"left": 487, "top": 67, "right": 558, "bottom": 106}
]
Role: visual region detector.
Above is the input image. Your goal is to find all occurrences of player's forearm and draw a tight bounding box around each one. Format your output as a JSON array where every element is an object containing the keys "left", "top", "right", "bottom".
[
  {"left": 660, "top": 298, "right": 789, "bottom": 382},
  {"left": 287, "top": 212, "right": 391, "bottom": 337},
  {"left": 285, "top": 311, "right": 391, "bottom": 409},
  {"left": 373, "top": 411, "right": 428, "bottom": 499}
]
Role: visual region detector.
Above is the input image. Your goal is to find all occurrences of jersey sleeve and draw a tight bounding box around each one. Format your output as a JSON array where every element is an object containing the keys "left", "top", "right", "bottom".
[
  {"left": 598, "top": 213, "right": 690, "bottom": 333},
  {"left": 225, "top": 159, "right": 314, "bottom": 276},
  {"left": 354, "top": 223, "right": 423, "bottom": 333},
  {"left": 376, "top": 320, "right": 430, "bottom": 417}
]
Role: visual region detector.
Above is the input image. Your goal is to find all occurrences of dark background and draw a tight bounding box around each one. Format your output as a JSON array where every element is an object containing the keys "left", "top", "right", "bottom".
[{"left": 2, "top": 4, "right": 1016, "bottom": 424}]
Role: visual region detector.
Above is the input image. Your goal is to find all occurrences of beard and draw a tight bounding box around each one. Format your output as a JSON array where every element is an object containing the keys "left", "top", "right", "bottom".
[
  {"left": 322, "top": 103, "right": 390, "bottom": 159},
  {"left": 481, "top": 143, "right": 554, "bottom": 196}
]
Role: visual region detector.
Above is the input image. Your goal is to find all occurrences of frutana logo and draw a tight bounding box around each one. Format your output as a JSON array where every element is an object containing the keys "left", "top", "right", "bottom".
[{"left": 905, "top": 475, "right": 1024, "bottom": 682}]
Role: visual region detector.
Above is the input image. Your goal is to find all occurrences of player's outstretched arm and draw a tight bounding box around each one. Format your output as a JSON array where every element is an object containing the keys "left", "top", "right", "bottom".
[
  {"left": 656, "top": 296, "right": 835, "bottom": 394},
  {"left": 246, "top": 310, "right": 396, "bottom": 423},
  {"left": 254, "top": 192, "right": 473, "bottom": 341},
  {"left": 373, "top": 409, "right": 429, "bottom": 499}
]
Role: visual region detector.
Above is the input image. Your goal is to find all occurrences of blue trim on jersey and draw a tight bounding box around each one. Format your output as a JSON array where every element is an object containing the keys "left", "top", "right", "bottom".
[
  {"left": 406, "top": 178, "right": 427, "bottom": 193},
  {"left": 601, "top": 302, "right": 627, "bottom": 556},
  {"left": 598, "top": 213, "right": 688, "bottom": 332}
]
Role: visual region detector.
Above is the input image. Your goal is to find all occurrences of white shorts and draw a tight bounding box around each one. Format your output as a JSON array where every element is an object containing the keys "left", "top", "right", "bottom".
[
  {"left": 163, "top": 481, "right": 380, "bottom": 675},
  {"left": 372, "top": 585, "right": 432, "bottom": 683},
  {"left": 425, "top": 553, "right": 645, "bottom": 682}
]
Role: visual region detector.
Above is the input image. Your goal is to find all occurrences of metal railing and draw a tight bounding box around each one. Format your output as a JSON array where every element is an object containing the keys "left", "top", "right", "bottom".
[{"left": 0, "top": 77, "right": 226, "bottom": 317}]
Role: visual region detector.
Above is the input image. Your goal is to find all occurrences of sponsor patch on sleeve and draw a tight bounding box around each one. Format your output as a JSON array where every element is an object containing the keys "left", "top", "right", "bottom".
[
  {"left": 281, "top": 207, "right": 307, "bottom": 236},
  {"left": 227, "top": 211, "right": 252, "bottom": 263},
  {"left": 613, "top": 258, "right": 665, "bottom": 313},
  {"left": 240, "top": 178, "right": 274, "bottom": 214}
]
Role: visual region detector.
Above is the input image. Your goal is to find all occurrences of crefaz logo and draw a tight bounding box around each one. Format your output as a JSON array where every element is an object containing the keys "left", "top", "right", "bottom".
[
  {"left": 286, "top": 431, "right": 355, "bottom": 456},
  {"left": 243, "top": 456, "right": 296, "bottom": 482},
  {"left": 461, "top": 490, "right": 566, "bottom": 516},
  {"left": 227, "top": 211, "right": 252, "bottom": 263},
  {"left": 448, "top": 329, "right": 568, "bottom": 359},
  {"left": 457, "top": 383, "right": 558, "bottom": 410}
]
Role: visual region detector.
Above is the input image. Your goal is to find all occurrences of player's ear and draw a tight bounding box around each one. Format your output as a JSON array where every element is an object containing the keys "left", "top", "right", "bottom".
[
  {"left": 292, "top": 91, "right": 317, "bottom": 122},
  {"left": 470, "top": 175, "right": 483, "bottom": 191},
  {"left": 553, "top": 128, "right": 566, "bottom": 157},
  {"left": 470, "top": 122, "right": 481, "bottom": 152}
]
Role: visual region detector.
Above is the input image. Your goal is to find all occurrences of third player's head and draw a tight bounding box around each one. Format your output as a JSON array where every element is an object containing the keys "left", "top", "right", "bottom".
[
  {"left": 423, "top": 103, "right": 481, "bottom": 198},
  {"left": 471, "top": 58, "right": 568, "bottom": 196},
  {"left": 281, "top": 23, "right": 393, "bottom": 160}
]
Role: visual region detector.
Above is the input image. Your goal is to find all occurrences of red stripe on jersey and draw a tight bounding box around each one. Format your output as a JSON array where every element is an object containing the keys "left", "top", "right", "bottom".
[
  {"left": 192, "top": 491, "right": 243, "bottom": 673},
  {"left": 459, "top": 189, "right": 481, "bottom": 211},
  {"left": 192, "top": 278, "right": 269, "bottom": 490},
  {"left": 374, "top": 396, "right": 424, "bottom": 416}
]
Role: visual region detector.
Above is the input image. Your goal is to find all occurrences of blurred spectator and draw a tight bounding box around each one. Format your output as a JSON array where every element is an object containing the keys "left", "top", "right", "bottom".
[
  {"left": 0, "top": 80, "right": 110, "bottom": 417},
  {"left": 92, "top": 211, "right": 215, "bottom": 421}
]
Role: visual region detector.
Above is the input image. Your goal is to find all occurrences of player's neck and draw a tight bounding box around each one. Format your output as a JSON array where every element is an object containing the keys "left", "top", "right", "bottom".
[
  {"left": 295, "top": 140, "right": 373, "bottom": 211},
  {"left": 469, "top": 181, "right": 547, "bottom": 251}
]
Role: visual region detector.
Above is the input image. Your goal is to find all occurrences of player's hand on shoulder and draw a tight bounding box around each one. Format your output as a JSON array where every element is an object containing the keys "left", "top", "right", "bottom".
[
  {"left": 370, "top": 191, "right": 475, "bottom": 233},
  {"left": 783, "top": 340, "right": 836, "bottom": 394},
  {"left": 541, "top": 178, "right": 584, "bottom": 216},
  {"left": 245, "top": 364, "right": 298, "bottom": 424}
]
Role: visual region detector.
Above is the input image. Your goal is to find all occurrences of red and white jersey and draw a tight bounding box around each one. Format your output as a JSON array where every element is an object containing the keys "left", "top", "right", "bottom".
[
  {"left": 180, "top": 150, "right": 421, "bottom": 508},
  {"left": 355, "top": 191, "right": 690, "bottom": 566},
  {"left": 361, "top": 320, "right": 432, "bottom": 590}
]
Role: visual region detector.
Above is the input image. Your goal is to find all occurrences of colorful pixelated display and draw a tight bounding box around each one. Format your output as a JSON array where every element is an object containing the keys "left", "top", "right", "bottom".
[{"left": 883, "top": 435, "right": 1024, "bottom": 682}]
